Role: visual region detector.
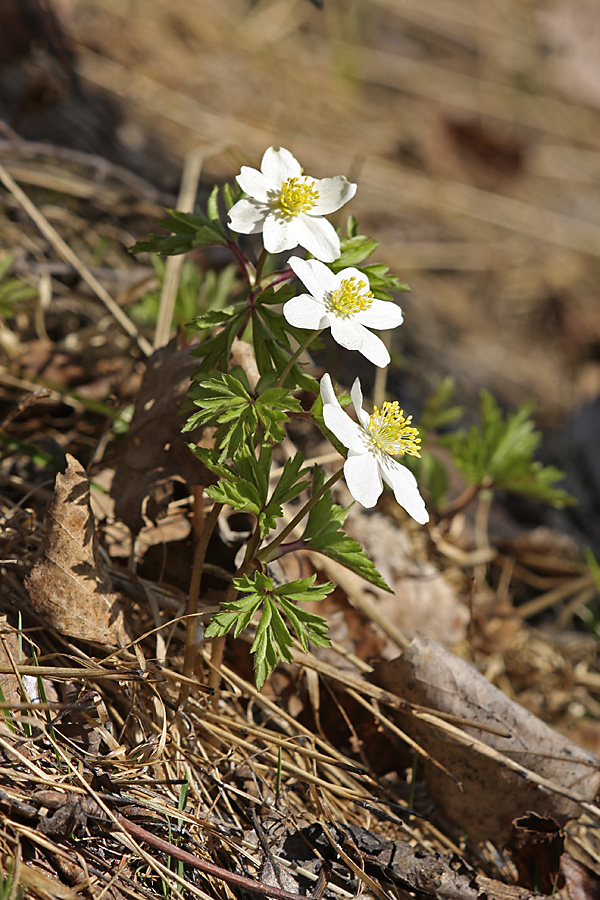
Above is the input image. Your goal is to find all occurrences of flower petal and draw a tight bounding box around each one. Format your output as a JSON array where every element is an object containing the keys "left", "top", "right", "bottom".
[
  {"left": 322, "top": 406, "right": 365, "bottom": 453},
  {"left": 344, "top": 452, "right": 383, "bottom": 508},
  {"left": 262, "top": 213, "right": 296, "bottom": 253},
  {"left": 310, "top": 176, "right": 357, "bottom": 215},
  {"left": 350, "top": 378, "right": 370, "bottom": 427},
  {"left": 282, "top": 294, "right": 329, "bottom": 330},
  {"left": 353, "top": 327, "right": 391, "bottom": 367},
  {"left": 228, "top": 198, "right": 268, "bottom": 234},
  {"left": 320, "top": 373, "right": 340, "bottom": 408},
  {"left": 329, "top": 317, "right": 363, "bottom": 351},
  {"left": 355, "top": 298, "right": 404, "bottom": 330},
  {"left": 329, "top": 319, "right": 391, "bottom": 367},
  {"left": 334, "top": 266, "right": 370, "bottom": 289},
  {"left": 261, "top": 147, "right": 301, "bottom": 185},
  {"left": 236, "top": 166, "right": 272, "bottom": 202},
  {"left": 292, "top": 214, "right": 341, "bottom": 263},
  {"left": 289, "top": 256, "right": 337, "bottom": 301},
  {"left": 379, "top": 457, "right": 429, "bottom": 524}
]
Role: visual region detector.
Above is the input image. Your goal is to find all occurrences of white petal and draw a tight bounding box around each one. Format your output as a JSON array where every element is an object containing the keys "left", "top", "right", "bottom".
[
  {"left": 261, "top": 147, "right": 301, "bottom": 186},
  {"left": 320, "top": 373, "right": 339, "bottom": 408},
  {"left": 322, "top": 406, "right": 365, "bottom": 453},
  {"left": 228, "top": 198, "right": 268, "bottom": 234},
  {"left": 380, "top": 457, "right": 429, "bottom": 524},
  {"left": 282, "top": 295, "right": 329, "bottom": 330},
  {"left": 236, "top": 166, "right": 272, "bottom": 202},
  {"left": 292, "top": 214, "right": 340, "bottom": 263},
  {"left": 310, "top": 176, "right": 357, "bottom": 215},
  {"left": 344, "top": 452, "right": 383, "bottom": 508},
  {"left": 289, "top": 256, "right": 336, "bottom": 301},
  {"left": 329, "top": 317, "right": 362, "bottom": 351},
  {"left": 355, "top": 298, "right": 404, "bottom": 330},
  {"left": 262, "top": 213, "right": 296, "bottom": 253},
  {"left": 350, "top": 378, "right": 370, "bottom": 427},
  {"left": 355, "top": 327, "right": 391, "bottom": 367},
  {"left": 330, "top": 318, "right": 390, "bottom": 367},
  {"left": 334, "top": 266, "right": 371, "bottom": 290}
]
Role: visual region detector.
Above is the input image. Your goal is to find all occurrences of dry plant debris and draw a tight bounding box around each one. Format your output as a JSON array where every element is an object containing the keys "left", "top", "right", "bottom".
[{"left": 0, "top": 1, "right": 599, "bottom": 899}]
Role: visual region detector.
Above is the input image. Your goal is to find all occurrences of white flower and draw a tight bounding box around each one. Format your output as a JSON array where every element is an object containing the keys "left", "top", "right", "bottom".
[
  {"left": 320, "top": 374, "right": 429, "bottom": 524},
  {"left": 283, "top": 257, "right": 403, "bottom": 367},
  {"left": 228, "top": 147, "right": 356, "bottom": 263}
]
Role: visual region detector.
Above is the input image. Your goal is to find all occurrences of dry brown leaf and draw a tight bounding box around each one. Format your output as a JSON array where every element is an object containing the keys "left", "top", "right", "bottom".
[
  {"left": 26, "top": 454, "right": 130, "bottom": 647},
  {"left": 109, "top": 337, "right": 213, "bottom": 533},
  {"left": 345, "top": 506, "right": 469, "bottom": 649},
  {"left": 0, "top": 618, "right": 26, "bottom": 706},
  {"left": 375, "top": 636, "right": 600, "bottom": 844}
]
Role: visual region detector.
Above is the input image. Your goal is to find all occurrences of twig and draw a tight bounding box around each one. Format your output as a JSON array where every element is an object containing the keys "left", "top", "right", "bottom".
[{"left": 116, "top": 813, "right": 305, "bottom": 900}]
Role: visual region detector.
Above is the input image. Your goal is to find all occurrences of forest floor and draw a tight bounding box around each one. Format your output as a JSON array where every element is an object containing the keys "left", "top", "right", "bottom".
[{"left": 0, "top": 0, "right": 600, "bottom": 898}]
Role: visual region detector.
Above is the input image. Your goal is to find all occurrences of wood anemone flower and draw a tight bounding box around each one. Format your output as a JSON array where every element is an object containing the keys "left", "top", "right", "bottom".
[
  {"left": 284, "top": 256, "right": 404, "bottom": 367},
  {"left": 228, "top": 147, "right": 356, "bottom": 262},
  {"left": 320, "top": 373, "right": 429, "bottom": 523}
]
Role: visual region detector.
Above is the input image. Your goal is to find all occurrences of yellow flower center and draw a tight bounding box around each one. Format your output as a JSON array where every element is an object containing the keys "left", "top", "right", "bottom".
[
  {"left": 278, "top": 176, "right": 319, "bottom": 216},
  {"left": 330, "top": 277, "right": 374, "bottom": 317},
  {"left": 368, "top": 402, "right": 422, "bottom": 457}
]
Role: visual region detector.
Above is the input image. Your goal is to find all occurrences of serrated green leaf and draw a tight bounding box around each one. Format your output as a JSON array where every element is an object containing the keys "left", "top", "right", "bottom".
[
  {"left": 206, "top": 479, "right": 261, "bottom": 514},
  {"left": 444, "top": 390, "right": 574, "bottom": 507},
  {"left": 269, "top": 453, "right": 311, "bottom": 507},
  {"left": 300, "top": 469, "right": 391, "bottom": 591},
  {"left": 256, "top": 284, "right": 296, "bottom": 306},
  {"left": 131, "top": 209, "right": 228, "bottom": 256},
  {"left": 189, "top": 306, "right": 243, "bottom": 331},
  {"left": 307, "top": 531, "right": 391, "bottom": 592},
  {"left": 273, "top": 573, "right": 335, "bottom": 603},
  {"left": 222, "top": 182, "right": 240, "bottom": 211},
  {"left": 332, "top": 234, "right": 379, "bottom": 267},
  {"left": 207, "top": 184, "right": 220, "bottom": 226}
]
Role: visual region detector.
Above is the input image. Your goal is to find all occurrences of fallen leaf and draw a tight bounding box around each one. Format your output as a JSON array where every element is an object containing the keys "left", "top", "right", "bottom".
[
  {"left": 345, "top": 506, "right": 469, "bottom": 650},
  {"left": 109, "top": 338, "right": 213, "bottom": 533},
  {"left": 560, "top": 852, "right": 600, "bottom": 900},
  {"left": 26, "top": 454, "right": 130, "bottom": 647},
  {"left": 374, "top": 636, "right": 600, "bottom": 844}
]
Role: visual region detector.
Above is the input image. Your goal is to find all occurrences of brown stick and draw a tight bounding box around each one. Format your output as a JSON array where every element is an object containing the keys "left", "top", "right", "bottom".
[{"left": 116, "top": 813, "right": 304, "bottom": 900}]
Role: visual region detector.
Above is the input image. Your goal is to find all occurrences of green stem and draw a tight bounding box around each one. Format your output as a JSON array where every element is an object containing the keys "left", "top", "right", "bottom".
[
  {"left": 178, "top": 501, "right": 222, "bottom": 707},
  {"left": 257, "top": 465, "right": 344, "bottom": 563},
  {"left": 276, "top": 329, "right": 321, "bottom": 388}
]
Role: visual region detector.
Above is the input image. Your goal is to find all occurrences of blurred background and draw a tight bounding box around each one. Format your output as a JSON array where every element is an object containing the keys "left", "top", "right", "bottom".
[{"left": 2, "top": 0, "right": 600, "bottom": 434}]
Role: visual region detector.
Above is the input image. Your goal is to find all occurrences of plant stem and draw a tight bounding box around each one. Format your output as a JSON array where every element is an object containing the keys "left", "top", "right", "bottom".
[
  {"left": 257, "top": 466, "right": 344, "bottom": 563},
  {"left": 276, "top": 329, "right": 321, "bottom": 388},
  {"left": 439, "top": 483, "right": 481, "bottom": 520},
  {"left": 208, "top": 524, "right": 263, "bottom": 704},
  {"left": 178, "top": 500, "right": 222, "bottom": 707},
  {"left": 227, "top": 240, "right": 254, "bottom": 286}
]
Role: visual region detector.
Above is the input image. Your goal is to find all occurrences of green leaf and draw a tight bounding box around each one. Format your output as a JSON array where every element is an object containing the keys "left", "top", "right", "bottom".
[
  {"left": 333, "top": 234, "right": 379, "bottom": 267},
  {"left": 223, "top": 181, "right": 241, "bottom": 211},
  {"left": 131, "top": 208, "right": 228, "bottom": 257},
  {"left": 255, "top": 284, "right": 296, "bottom": 306},
  {"left": 273, "top": 573, "right": 335, "bottom": 603},
  {"left": 189, "top": 305, "right": 244, "bottom": 331},
  {"left": 269, "top": 453, "right": 311, "bottom": 507},
  {"left": 303, "top": 469, "right": 391, "bottom": 591},
  {"left": 444, "top": 390, "right": 574, "bottom": 507},
  {"left": 207, "top": 184, "right": 221, "bottom": 226},
  {"left": 205, "top": 479, "right": 261, "bottom": 515},
  {"left": 206, "top": 571, "right": 336, "bottom": 688}
]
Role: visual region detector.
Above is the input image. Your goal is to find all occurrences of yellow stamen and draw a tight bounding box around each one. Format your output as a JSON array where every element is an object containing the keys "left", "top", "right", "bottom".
[
  {"left": 368, "top": 402, "right": 422, "bottom": 457},
  {"left": 330, "top": 277, "right": 374, "bottom": 317},
  {"left": 278, "top": 176, "right": 319, "bottom": 216}
]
